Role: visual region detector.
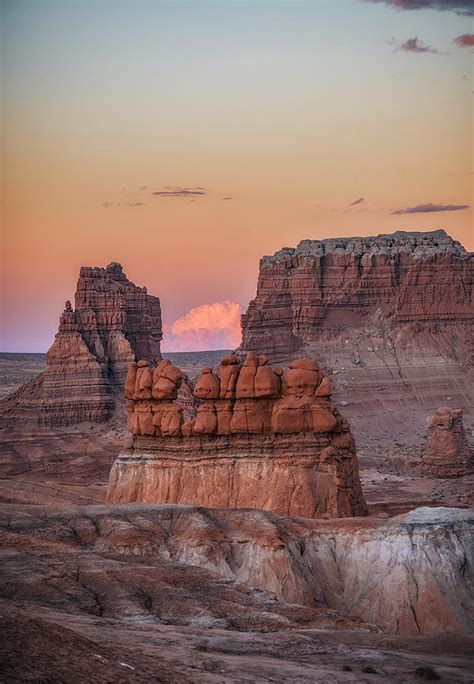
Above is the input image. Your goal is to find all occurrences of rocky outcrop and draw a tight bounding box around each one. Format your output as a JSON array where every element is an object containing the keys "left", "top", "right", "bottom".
[
  {"left": 0, "top": 263, "right": 162, "bottom": 426},
  {"left": 1, "top": 503, "right": 472, "bottom": 637},
  {"left": 240, "top": 230, "right": 474, "bottom": 441},
  {"left": 107, "top": 353, "right": 367, "bottom": 518},
  {"left": 422, "top": 408, "right": 473, "bottom": 478}
]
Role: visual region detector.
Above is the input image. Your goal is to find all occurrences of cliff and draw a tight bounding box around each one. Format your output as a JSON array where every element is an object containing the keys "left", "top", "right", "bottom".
[
  {"left": 240, "top": 230, "right": 474, "bottom": 439},
  {"left": 1, "top": 503, "right": 472, "bottom": 637},
  {"left": 107, "top": 352, "right": 367, "bottom": 518},
  {"left": 0, "top": 263, "right": 162, "bottom": 426}
]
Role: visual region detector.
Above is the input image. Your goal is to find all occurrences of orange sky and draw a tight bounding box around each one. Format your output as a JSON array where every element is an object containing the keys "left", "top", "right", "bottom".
[{"left": 1, "top": 0, "right": 472, "bottom": 351}]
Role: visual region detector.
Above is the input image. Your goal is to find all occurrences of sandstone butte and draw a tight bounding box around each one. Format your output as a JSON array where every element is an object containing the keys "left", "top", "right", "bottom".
[
  {"left": 0, "top": 262, "right": 162, "bottom": 426},
  {"left": 422, "top": 407, "right": 474, "bottom": 478},
  {"left": 239, "top": 229, "right": 474, "bottom": 438},
  {"left": 107, "top": 352, "right": 368, "bottom": 519}
]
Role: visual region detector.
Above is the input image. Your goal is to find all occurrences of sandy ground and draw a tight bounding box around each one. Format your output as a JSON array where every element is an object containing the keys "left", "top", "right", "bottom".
[{"left": 0, "top": 353, "right": 46, "bottom": 398}]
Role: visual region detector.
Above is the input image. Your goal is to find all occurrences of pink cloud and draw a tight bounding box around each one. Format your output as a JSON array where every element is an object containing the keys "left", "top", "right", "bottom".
[
  {"left": 364, "top": 0, "right": 474, "bottom": 15},
  {"left": 162, "top": 301, "right": 243, "bottom": 352},
  {"left": 455, "top": 34, "right": 474, "bottom": 47}
]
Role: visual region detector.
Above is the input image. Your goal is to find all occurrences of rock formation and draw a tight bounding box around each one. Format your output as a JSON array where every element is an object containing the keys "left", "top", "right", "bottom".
[
  {"left": 1, "top": 503, "right": 472, "bottom": 638},
  {"left": 240, "top": 230, "right": 474, "bottom": 441},
  {"left": 107, "top": 352, "right": 367, "bottom": 518},
  {"left": 0, "top": 263, "right": 162, "bottom": 426},
  {"left": 422, "top": 408, "right": 473, "bottom": 478}
]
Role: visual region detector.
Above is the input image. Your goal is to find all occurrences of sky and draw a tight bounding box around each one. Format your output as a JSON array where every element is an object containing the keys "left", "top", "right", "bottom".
[{"left": 1, "top": 0, "right": 472, "bottom": 352}]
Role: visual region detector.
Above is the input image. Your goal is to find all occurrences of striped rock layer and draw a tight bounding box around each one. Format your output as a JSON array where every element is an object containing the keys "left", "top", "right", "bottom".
[
  {"left": 107, "top": 353, "right": 367, "bottom": 519},
  {"left": 1, "top": 263, "right": 162, "bottom": 426}
]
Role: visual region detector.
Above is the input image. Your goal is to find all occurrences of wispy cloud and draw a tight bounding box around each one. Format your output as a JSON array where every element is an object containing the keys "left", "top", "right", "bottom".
[
  {"left": 349, "top": 197, "right": 365, "bottom": 206},
  {"left": 106, "top": 185, "right": 232, "bottom": 205},
  {"left": 455, "top": 33, "right": 474, "bottom": 47},
  {"left": 392, "top": 202, "right": 470, "bottom": 214},
  {"left": 397, "top": 37, "right": 440, "bottom": 53},
  {"left": 101, "top": 201, "right": 146, "bottom": 208},
  {"left": 152, "top": 187, "right": 208, "bottom": 198},
  {"left": 364, "top": 0, "right": 474, "bottom": 16}
]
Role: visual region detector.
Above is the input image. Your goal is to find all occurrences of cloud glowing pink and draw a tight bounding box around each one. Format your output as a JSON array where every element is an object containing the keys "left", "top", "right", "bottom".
[{"left": 162, "top": 301, "right": 243, "bottom": 352}]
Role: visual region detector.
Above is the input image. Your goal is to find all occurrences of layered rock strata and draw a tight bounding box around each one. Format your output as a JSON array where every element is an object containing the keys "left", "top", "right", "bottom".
[
  {"left": 107, "top": 353, "right": 367, "bottom": 518},
  {"left": 1, "top": 503, "right": 472, "bottom": 637},
  {"left": 422, "top": 408, "right": 473, "bottom": 478},
  {"left": 0, "top": 263, "right": 162, "bottom": 426},
  {"left": 240, "top": 230, "right": 474, "bottom": 439}
]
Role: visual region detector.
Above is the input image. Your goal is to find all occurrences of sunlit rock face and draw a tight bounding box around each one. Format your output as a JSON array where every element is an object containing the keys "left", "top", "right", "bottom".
[
  {"left": 0, "top": 263, "right": 162, "bottom": 426},
  {"left": 239, "top": 230, "right": 474, "bottom": 441},
  {"left": 107, "top": 352, "right": 367, "bottom": 519},
  {"left": 422, "top": 408, "right": 473, "bottom": 478}
]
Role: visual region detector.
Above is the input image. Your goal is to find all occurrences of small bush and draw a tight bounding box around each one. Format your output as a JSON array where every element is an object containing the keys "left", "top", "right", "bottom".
[
  {"left": 415, "top": 666, "right": 441, "bottom": 681},
  {"left": 362, "top": 665, "right": 378, "bottom": 674},
  {"left": 194, "top": 643, "right": 209, "bottom": 652}
]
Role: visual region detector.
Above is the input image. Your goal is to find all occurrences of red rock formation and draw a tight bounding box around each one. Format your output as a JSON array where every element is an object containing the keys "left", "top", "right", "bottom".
[
  {"left": 242, "top": 230, "right": 473, "bottom": 358},
  {"left": 422, "top": 408, "right": 473, "bottom": 478},
  {"left": 2, "top": 503, "right": 472, "bottom": 639},
  {"left": 240, "top": 230, "right": 474, "bottom": 440},
  {"left": 0, "top": 263, "right": 162, "bottom": 426},
  {"left": 107, "top": 353, "right": 367, "bottom": 518}
]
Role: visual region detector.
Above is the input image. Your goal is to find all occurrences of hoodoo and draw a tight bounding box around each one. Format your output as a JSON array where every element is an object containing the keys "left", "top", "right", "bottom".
[
  {"left": 107, "top": 352, "right": 367, "bottom": 518},
  {"left": 422, "top": 408, "right": 473, "bottom": 478},
  {"left": 0, "top": 263, "right": 162, "bottom": 426}
]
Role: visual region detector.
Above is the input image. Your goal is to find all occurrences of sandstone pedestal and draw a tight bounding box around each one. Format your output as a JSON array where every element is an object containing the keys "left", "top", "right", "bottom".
[
  {"left": 107, "top": 354, "right": 367, "bottom": 519},
  {"left": 422, "top": 408, "right": 473, "bottom": 478}
]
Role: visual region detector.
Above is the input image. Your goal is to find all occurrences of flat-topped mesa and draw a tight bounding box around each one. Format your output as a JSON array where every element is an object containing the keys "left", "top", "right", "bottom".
[
  {"left": 241, "top": 229, "right": 473, "bottom": 359},
  {"left": 239, "top": 230, "right": 474, "bottom": 432},
  {"left": 422, "top": 408, "right": 473, "bottom": 478},
  {"left": 0, "top": 263, "right": 163, "bottom": 426},
  {"left": 266, "top": 230, "right": 465, "bottom": 261},
  {"left": 107, "top": 353, "right": 368, "bottom": 519}
]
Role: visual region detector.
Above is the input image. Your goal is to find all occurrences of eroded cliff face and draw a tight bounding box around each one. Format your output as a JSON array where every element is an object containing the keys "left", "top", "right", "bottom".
[
  {"left": 0, "top": 263, "right": 162, "bottom": 426},
  {"left": 1, "top": 503, "right": 471, "bottom": 638},
  {"left": 107, "top": 353, "right": 367, "bottom": 518},
  {"left": 240, "top": 230, "right": 474, "bottom": 440}
]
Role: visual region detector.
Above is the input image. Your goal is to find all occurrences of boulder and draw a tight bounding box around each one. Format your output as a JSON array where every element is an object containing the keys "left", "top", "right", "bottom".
[
  {"left": 194, "top": 368, "right": 220, "bottom": 400},
  {"left": 235, "top": 352, "right": 258, "bottom": 398},
  {"left": 218, "top": 355, "right": 242, "bottom": 399}
]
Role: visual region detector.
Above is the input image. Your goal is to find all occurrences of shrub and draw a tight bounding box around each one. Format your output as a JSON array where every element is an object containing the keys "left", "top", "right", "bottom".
[{"left": 415, "top": 666, "right": 441, "bottom": 681}]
